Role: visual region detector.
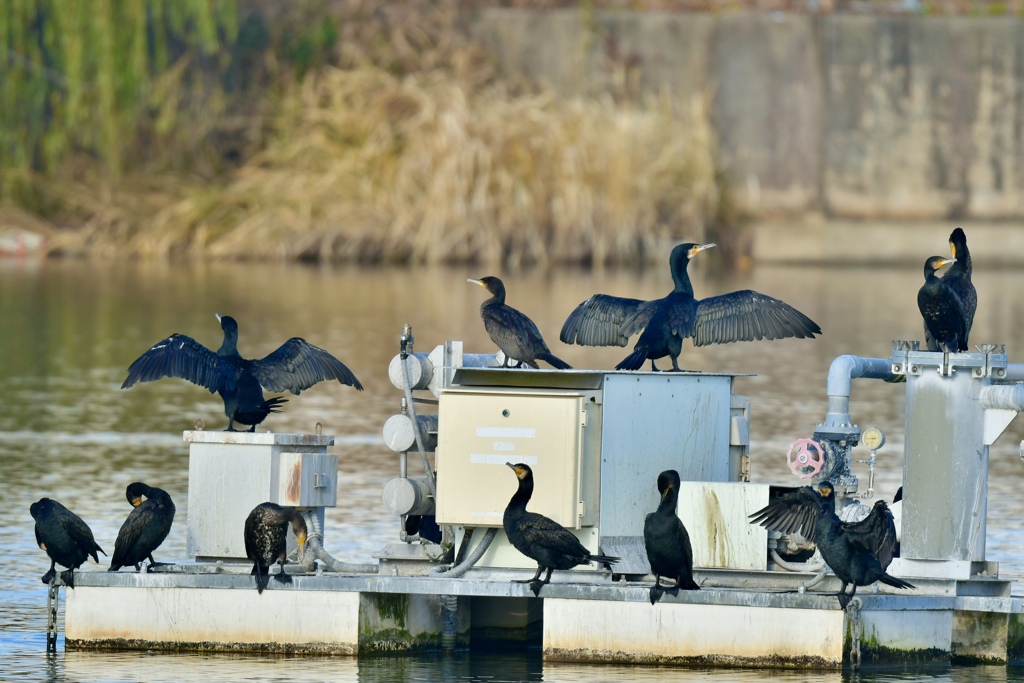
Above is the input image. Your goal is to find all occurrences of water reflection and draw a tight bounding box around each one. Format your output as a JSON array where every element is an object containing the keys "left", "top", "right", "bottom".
[{"left": 4, "top": 258, "right": 1024, "bottom": 681}]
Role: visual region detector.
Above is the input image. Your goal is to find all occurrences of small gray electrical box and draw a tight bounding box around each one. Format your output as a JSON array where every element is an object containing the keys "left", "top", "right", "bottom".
[{"left": 184, "top": 431, "right": 337, "bottom": 561}]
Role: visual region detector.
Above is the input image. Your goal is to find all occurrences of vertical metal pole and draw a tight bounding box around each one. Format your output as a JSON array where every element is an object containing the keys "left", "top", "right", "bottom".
[{"left": 46, "top": 575, "right": 60, "bottom": 651}]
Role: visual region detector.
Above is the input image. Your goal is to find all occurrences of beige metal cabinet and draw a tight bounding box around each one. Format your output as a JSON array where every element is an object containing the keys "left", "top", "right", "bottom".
[{"left": 436, "top": 389, "right": 587, "bottom": 528}]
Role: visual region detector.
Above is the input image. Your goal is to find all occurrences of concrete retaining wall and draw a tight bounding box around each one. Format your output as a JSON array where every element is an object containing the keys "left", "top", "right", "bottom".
[{"left": 468, "top": 9, "right": 1024, "bottom": 221}]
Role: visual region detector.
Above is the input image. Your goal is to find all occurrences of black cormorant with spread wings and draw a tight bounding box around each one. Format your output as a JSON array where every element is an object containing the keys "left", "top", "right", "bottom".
[
  {"left": 109, "top": 483, "right": 175, "bottom": 572},
  {"left": 559, "top": 243, "right": 821, "bottom": 371},
  {"left": 918, "top": 256, "right": 967, "bottom": 352},
  {"left": 644, "top": 469, "right": 699, "bottom": 604},
  {"left": 469, "top": 277, "right": 571, "bottom": 369},
  {"left": 944, "top": 228, "right": 977, "bottom": 344},
  {"left": 122, "top": 314, "right": 363, "bottom": 431},
  {"left": 30, "top": 498, "right": 105, "bottom": 588},
  {"left": 749, "top": 481, "right": 912, "bottom": 609},
  {"left": 503, "top": 463, "right": 618, "bottom": 596}
]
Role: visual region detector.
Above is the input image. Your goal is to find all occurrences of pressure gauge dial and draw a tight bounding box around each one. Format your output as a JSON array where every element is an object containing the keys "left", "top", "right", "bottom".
[{"left": 862, "top": 427, "right": 885, "bottom": 451}]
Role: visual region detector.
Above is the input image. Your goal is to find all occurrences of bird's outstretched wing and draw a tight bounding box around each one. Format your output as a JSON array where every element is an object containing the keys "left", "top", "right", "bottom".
[
  {"left": 560, "top": 295, "right": 659, "bottom": 347},
  {"left": 121, "top": 334, "right": 221, "bottom": 394},
  {"left": 694, "top": 290, "right": 821, "bottom": 347},
  {"left": 844, "top": 500, "right": 898, "bottom": 569},
  {"left": 251, "top": 338, "right": 363, "bottom": 394},
  {"left": 748, "top": 486, "right": 824, "bottom": 539}
]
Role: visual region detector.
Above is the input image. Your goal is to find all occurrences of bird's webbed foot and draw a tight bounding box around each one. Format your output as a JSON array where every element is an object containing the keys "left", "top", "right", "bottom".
[
  {"left": 836, "top": 591, "right": 851, "bottom": 610},
  {"left": 667, "top": 582, "right": 681, "bottom": 597},
  {"left": 649, "top": 360, "right": 661, "bottom": 372},
  {"left": 649, "top": 585, "right": 664, "bottom": 605},
  {"left": 273, "top": 565, "right": 293, "bottom": 584},
  {"left": 529, "top": 580, "right": 545, "bottom": 597},
  {"left": 41, "top": 568, "right": 56, "bottom": 585},
  {"left": 60, "top": 569, "right": 75, "bottom": 589}
]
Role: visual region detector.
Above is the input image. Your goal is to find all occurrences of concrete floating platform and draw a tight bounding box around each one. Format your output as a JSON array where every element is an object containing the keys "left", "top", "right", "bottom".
[{"left": 62, "top": 564, "right": 1023, "bottom": 667}]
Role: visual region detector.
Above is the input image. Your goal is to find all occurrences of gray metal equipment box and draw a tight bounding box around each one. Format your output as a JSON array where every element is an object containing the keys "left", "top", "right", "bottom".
[
  {"left": 435, "top": 369, "right": 748, "bottom": 571},
  {"left": 184, "top": 431, "right": 338, "bottom": 561}
]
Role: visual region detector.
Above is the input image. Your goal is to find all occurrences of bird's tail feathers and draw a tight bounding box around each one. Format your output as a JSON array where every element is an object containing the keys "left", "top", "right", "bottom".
[
  {"left": 679, "top": 575, "right": 700, "bottom": 591},
  {"left": 879, "top": 573, "right": 914, "bottom": 590},
  {"left": 591, "top": 554, "right": 620, "bottom": 567},
  {"left": 615, "top": 347, "right": 648, "bottom": 371},
  {"left": 262, "top": 397, "right": 288, "bottom": 414},
  {"left": 253, "top": 563, "right": 269, "bottom": 594},
  {"left": 536, "top": 352, "right": 572, "bottom": 370}
]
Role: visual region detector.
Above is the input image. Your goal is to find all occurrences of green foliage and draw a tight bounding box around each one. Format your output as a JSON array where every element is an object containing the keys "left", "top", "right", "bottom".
[{"left": 0, "top": 0, "right": 237, "bottom": 183}]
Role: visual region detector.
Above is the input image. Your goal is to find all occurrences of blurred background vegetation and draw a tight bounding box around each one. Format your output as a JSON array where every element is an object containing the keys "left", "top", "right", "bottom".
[
  {"left": 4, "top": 0, "right": 1005, "bottom": 266},
  {"left": 0, "top": 0, "right": 723, "bottom": 265}
]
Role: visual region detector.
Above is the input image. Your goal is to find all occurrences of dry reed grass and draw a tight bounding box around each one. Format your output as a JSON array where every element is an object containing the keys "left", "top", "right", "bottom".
[{"left": 46, "top": 64, "right": 715, "bottom": 266}]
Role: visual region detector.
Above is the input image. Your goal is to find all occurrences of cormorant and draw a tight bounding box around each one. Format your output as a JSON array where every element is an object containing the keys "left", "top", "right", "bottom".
[
  {"left": 244, "top": 502, "right": 308, "bottom": 594},
  {"left": 503, "top": 463, "right": 618, "bottom": 596},
  {"left": 918, "top": 256, "right": 967, "bottom": 352},
  {"left": 122, "top": 313, "right": 363, "bottom": 431},
  {"left": 109, "top": 483, "right": 175, "bottom": 572},
  {"left": 469, "top": 277, "right": 571, "bottom": 369},
  {"left": 559, "top": 243, "right": 821, "bottom": 371},
  {"left": 749, "top": 481, "right": 912, "bottom": 609},
  {"left": 644, "top": 469, "right": 700, "bottom": 604},
  {"left": 944, "top": 227, "right": 977, "bottom": 344},
  {"left": 30, "top": 498, "right": 105, "bottom": 588}
]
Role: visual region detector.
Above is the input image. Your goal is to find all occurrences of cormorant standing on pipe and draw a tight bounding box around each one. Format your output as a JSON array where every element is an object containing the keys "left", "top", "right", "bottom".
[
  {"left": 644, "top": 470, "right": 700, "bottom": 604},
  {"left": 122, "top": 313, "right": 363, "bottom": 431},
  {"left": 469, "top": 277, "right": 571, "bottom": 369},
  {"left": 918, "top": 256, "right": 967, "bottom": 352},
  {"left": 503, "top": 463, "right": 618, "bottom": 596},
  {"left": 559, "top": 243, "right": 821, "bottom": 371},
  {"left": 244, "top": 502, "right": 308, "bottom": 594},
  {"left": 749, "top": 481, "right": 911, "bottom": 609},
  {"left": 109, "top": 483, "right": 175, "bottom": 572},
  {"left": 30, "top": 498, "right": 105, "bottom": 588}
]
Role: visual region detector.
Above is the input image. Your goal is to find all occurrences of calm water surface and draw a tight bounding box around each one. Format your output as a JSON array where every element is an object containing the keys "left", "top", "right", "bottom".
[{"left": 4, "top": 257, "right": 1024, "bottom": 682}]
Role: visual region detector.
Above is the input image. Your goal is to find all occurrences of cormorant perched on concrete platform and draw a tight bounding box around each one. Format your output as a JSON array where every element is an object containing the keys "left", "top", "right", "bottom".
[
  {"left": 109, "top": 483, "right": 175, "bottom": 572},
  {"left": 644, "top": 469, "right": 700, "bottom": 604},
  {"left": 944, "top": 227, "right": 977, "bottom": 344},
  {"left": 503, "top": 463, "right": 618, "bottom": 596},
  {"left": 469, "top": 277, "right": 571, "bottom": 369},
  {"left": 559, "top": 243, "right": 821, "bottom": 372},
  {"left": 244, "top": 502, "right": 307, "bottom": 594},
  {"left": 749, "top": 481, "right": 911, "bottom": 609},
  {"left": 122, "top": 313, "right": 363, "bottom": 431},
  {"left": 30, "top": 498, "right": 105, "bottom": 588},
  {"left": 918, "top": 256, "right": 967, "bottom": 352}
]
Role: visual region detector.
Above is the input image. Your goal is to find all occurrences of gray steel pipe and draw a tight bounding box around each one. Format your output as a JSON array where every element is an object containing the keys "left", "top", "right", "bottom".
[
  {"left": 824, "top": 355, "right": 896, "bottom": 427},
  {"left": 980, "top": 383, "right": 1024, "bottom": 411},
  {"left": 1000, "top": 364, "right": 1024, "bottom": 382}
]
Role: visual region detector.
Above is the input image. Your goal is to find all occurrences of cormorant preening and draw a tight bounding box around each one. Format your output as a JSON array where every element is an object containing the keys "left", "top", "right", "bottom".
[
  {"left": 503, "top": 463, "right": 618, "bottom": 596},
  {"left": 644, "top": 470, "right": 700, "bottom": 604},
  {"left": 244, "top": 502, "right": 308, "bottom": 594},
  {"left": 559, "top": 243, "right": 821, "bottom": 371},
  {"left": 469, "top": 277, "right": 571, "bottom": 369},
  {"left": 945, "top": 227, "right": 977, "bottom": 345},
  {"left": 109, "top": 483, "right": 175, "bottom": 572},
  {"left": 122, "top": 313, "right": 363, "bottom": 431},
  {"left": 918, "top": 256, "right": 967, "bottom": 352},
  {"left": 749, "top": 481, "right": 912, "bottom": 609},
  {"left": 30, "top": 498, "right": 105, "bottom": 588}
]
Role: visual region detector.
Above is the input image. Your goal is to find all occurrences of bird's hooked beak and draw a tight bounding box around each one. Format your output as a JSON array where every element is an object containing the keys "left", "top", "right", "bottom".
[
  {"left": 816, "top": 482, "right": 834, "bottom": 498},
  {"left": 467, "top": 278, "right": 484, "bottom": 288},
  {"left": 688, "top": 243, "right": 716, "bottom": 259},
  {"left": 129, "top": 496, "right": 143, "bottom": 508},
  {"left": 506, "top": 462, "right": 524, "bottom": 479},
  {"left": 215, "top": 312, "right": 222, "bottom": 322},
  {"left": 939, "top": 257, "right": 956, "bottom": 269}
]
